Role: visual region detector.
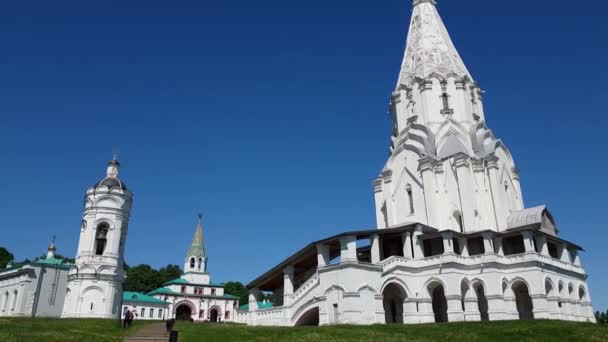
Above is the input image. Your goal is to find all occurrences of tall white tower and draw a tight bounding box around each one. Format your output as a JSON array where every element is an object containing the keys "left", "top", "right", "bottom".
[
  {"left": 181, "top": 214, "right": 210, "bottom": 284},
  {"left": 374, "top": 0, "right": 524, "bottom": 233},
  {"left": 62, "top": 157, "right": 133, "bottom": 319}
]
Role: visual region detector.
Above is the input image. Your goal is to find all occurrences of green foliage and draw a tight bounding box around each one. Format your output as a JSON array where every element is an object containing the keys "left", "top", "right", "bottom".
[
  {"left": 223, "top": 281, "right": 249, "bottom": 304},
  {"left": 123, "top": 264, "right": 182, "bottom": 294},
  {"left": 0, "top": 246, "right": 14, "bottom": 268},
  {"left": 174, "top": 320, "right": 608, "bottom": 342},
  {"left": 596, "top": 310, "right": 608, "bottom": 324}
]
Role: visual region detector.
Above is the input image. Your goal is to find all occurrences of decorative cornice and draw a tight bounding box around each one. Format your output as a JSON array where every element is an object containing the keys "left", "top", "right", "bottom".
[
  {"left": 418, "top": 156, "right": 436, "bottom": 172},
  {"left": 453, "top": 153, "right": 470, "bottom": 168},
  {"left": 471, "top": 159, "right": 485, "bottom": 172},
  {"left": 485, "top": 155, "right": 499, "bottom": 169},
  {"left": 373, "top": 178, "right": 383, "bottom": 192}
]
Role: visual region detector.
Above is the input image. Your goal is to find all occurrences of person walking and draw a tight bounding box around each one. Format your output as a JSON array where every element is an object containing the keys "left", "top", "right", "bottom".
[{"left": 123, "top": 309, "right": 131, "bottom": 328}]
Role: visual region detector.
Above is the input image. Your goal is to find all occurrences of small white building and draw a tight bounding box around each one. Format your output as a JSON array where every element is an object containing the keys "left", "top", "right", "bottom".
[
  {"left": 237, "top": 0, "right": 596, "bottom": 326},
  {"left": 147, "top": 215, "right": 240, "bottom": 322},
  {"left": 0, "top": 242, "right": 71, "bottom": 318},
  {"left": 122, "top": 291, "right": 169, "bottom": 320}
]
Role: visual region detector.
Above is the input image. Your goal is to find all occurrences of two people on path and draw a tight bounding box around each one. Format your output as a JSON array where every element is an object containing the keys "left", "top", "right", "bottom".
[{"left": 123, "top": 309, "right": 134, "bottom": 328}]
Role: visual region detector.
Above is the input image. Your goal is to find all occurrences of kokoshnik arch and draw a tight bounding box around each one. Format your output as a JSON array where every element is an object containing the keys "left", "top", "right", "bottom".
[{"left": 235, "top": 0, "right": 596, "bottom": 326}]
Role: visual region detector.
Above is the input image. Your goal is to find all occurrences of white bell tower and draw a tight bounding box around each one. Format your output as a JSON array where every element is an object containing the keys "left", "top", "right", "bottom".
[
  {"left": 62, "top": 157, "right": 133, "bottom": 319},
  {"left": 182, "top": 214, "right": 210, "bottom": 284}
]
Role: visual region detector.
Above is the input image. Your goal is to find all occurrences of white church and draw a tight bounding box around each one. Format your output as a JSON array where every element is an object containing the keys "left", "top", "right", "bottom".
[
  {"left": 0, "top": 0, "right": 597, "bottom": 326},
  {"left": 235, "top": 0, "right": 596, "bottom": 326}
]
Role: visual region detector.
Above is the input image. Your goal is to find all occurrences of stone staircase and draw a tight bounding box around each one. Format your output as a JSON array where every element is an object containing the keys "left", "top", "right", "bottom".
[{"left": 124, "top": 323, "right": 168, "bottom": 342}]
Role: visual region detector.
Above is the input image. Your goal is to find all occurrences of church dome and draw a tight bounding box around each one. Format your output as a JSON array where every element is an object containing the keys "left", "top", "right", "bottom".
[
  {"left": 92, "top": 156, "right": 128, "bottom": 190},
  {"left": 94, "top": 177, "right": 127, "bottom": 191}
]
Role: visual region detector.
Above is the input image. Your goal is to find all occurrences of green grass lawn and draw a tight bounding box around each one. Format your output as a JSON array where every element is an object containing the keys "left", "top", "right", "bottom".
[
  {"left": 174, "top": 320, "right": 608, "bottom": 342},
  {"left": 0, "top": 317, "right": 153, "bottom": 342},
  {"left": 2, "top": 318, "right": 607, "bottom": 342}
]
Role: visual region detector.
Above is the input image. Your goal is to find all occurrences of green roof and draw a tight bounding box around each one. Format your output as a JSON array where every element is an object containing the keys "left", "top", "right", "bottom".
[
  {"left": 147, "top": 287, "right": 177, "bottom": 296},
  {"left": 163, "top": 278, "right": 189, "bottom": 285},
  {"left": 123, "top": 291, "right": 168, "bottom": 305},
  {"left": 223, "top": 294, "right": 239, "bottom": 299},
  {"left": 35, "top": 257, "right": 66, "bottom": 265},
  {"left": 239, "top": 301, "right": 273, "bottom": 311}
]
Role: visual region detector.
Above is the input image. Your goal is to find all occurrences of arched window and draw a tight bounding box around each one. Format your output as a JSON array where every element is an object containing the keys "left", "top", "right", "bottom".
[
  {"left": 198, "top": 258, "right": 203, "bottom": 271},
  {"left": 3, "top": 292, "right": 9, "bottom": 311},
  {"left": 12, "top": 290, "right": 17, "bottom": 310},
  {"left": 406, "top": 185, "right": 414, "bottom": 215},
  {"left": 190, "top": 257, "right": 195, "bottom": 268},
  {"left": 95, "top": 223, "right": 109, "bottom": 256}
]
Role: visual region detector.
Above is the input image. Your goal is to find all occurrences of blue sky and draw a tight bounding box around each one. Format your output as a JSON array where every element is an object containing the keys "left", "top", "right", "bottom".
[{"left": 1, "top": 0, "right": 607, "bottom": 310}]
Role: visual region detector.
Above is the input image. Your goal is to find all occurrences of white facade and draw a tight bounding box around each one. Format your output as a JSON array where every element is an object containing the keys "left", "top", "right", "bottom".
[
  {"left": 122, "top": 291, "right": 169, "bottom": 321},
  {"left": 238, "top": 0, "right": 596, "bottom": 326},
  {"left": 62, "top": 157, "right": 133, "bottom": 319},
  {"left": 147, "top": 216, "right": 240, "bottom": 322},
  {"left": 0, "top": 247, "right": 70, "bottom": 318}
]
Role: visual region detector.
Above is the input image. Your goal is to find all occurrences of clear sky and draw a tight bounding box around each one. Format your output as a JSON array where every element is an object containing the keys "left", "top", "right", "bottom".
[{"left": 1, "top": 0, "right": 607, "bottom": 310}]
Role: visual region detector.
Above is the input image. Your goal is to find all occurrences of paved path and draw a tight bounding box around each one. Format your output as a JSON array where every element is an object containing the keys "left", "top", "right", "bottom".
[{"left": 124, "top": 323, "right": 168, "bottom": 342}]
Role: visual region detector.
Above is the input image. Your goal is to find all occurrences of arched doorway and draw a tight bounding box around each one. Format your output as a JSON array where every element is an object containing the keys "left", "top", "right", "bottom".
[
  {"left": 474, "top": 283, "right": 489, "bottom": 321},
  {"left": 294, "top": 307, "right": 319, "bottom": 326},
  {"left": 513, "top": 282, "right": 534, "bottom": 320},
  {"left": 383, "top": 283, "right": 406, "bottom": 324},
  {"left": 175, "top": 304, "right": 193, "bottom": 320},
  {"left": 429, "top": 283, "right": 448, "bottom": 323},
  {"left": 209, "top": 308, "right": 219, "bottom": 323}
]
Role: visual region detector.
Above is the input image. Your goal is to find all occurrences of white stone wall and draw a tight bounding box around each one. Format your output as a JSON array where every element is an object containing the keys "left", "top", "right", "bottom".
[
  {"left": 122, "top": 303, "right": 167, "bottom": 321},
  {"left": 240, "top": 250, "right": 595, "bottom": 326},
  {"left": 0, "top": 269, "right": 31, "bottom": 317},
  {"left": 158, "top": 292, "right": 238, "bottom": 322}
]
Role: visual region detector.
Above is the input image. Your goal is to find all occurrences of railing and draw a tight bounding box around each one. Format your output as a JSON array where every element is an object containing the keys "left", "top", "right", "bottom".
[
  {"left": 290, "top": 272, "right": 319, "bottom": 305},
  {"left": 381, "top": 252, "right": 585, "bottom": 274}
]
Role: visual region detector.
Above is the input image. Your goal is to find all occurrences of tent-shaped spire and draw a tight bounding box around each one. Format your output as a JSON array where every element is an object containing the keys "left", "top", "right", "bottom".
[
  {"left": 397, "top": 0, "right": 472, "bottom": 88},
  {"left": 187, "top": 214, "right": 206, "bottom": 258}
]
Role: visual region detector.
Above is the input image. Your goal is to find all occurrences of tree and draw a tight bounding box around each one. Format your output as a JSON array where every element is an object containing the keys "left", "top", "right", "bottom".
[
  {"left": 223, "top": 282, "right": 249, "bottom": 305},
  {"left": 0, "top": 247, "right": 14, "bottom": 268},
  {"left": 123, "top": 264, "right": 183, "bottom": 294}
]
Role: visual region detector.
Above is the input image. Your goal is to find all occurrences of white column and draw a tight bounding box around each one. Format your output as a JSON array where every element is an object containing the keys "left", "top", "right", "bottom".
[
  {"left": 248, "top": 289, "right": 259, "bottom": 311},
  {"left": 447, "top": 295, "right": 465, "bottom": 322},
  {"left": 382, "top": 170, "right": 394, "bottom": 227},
  {"left": 454, "top": 154, "right": 475, "bottom": 232},
  {"left": 402, "top": 232, "right": 413, "bottom": 258},
  {"left": 370, "top": 235, "right": 381, "bottom": 264},
  {"left": 485, "top": 156, "right": 504, "bottom": 231},
  {"left": 560, "top": 243, "right": 571, "bottom": 263},
  {"left": 317, "top": 244, "right": 330, "bottom": 267},
  {"left": 442, "top": 231, "right": 454, "bottom": 254},
  {"left": 412, "top": 230, "right": 424, "bottom": 259},
  {"left": 459, "top": 238, "right": 469, "bottom": 257},
  {"left": 340, "top": 235, "right": 357, "bottom": 263},
  {"left": 535, "top": 234, "right": 549, "bottom": 256},
  {"left": 418, "top": 157, "right": 438, "bottom": 228},
  {"left": 463, "top": 290, "right": 480, "bottom": 322},
  {"left": 495, "top": 237, "right": 504, "bottom": 256},
  {"left": 521, "top": 231, "right": 535, "bottom": 253},
  {"left": 571, "top": 250, "right": 581, "bottom": 266},
  {"left": 482, "top": 232, "right": 494, "bottom": 255},
  {"left": 283, "top": 266, "right": 294, "bottom": 306},
  {"left": 373, "top": 179, "right": 386, "bottom": 229}
]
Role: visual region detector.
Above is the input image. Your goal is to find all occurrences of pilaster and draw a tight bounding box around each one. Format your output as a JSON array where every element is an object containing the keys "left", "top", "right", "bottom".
[{"left": 371, "top": 235, "right": 381, "bottom": 264}]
